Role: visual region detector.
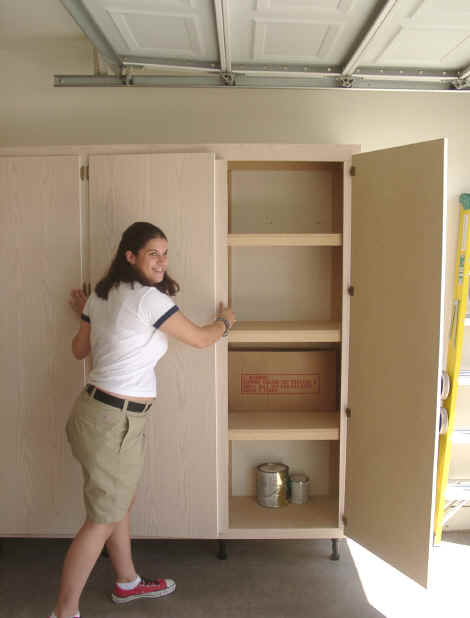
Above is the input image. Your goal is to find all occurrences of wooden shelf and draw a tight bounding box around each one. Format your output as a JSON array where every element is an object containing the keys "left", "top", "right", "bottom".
[
  {"left": 229, "top": 411, "right": 340, "bottom": 440},
  {"left": 227, "top": 495, "right": 339, "bottom": 535},
  {"left": 228, "top": 321, "right": 341, "bottom": 343},
  {"left": 227, "top": 234, "right": 342, "bottom": 247}
]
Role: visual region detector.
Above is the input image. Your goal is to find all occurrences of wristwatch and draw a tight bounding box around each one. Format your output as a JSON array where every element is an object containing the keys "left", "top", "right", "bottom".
[{"left": 216, "top": 317, "right": 232, "bottom": 337}]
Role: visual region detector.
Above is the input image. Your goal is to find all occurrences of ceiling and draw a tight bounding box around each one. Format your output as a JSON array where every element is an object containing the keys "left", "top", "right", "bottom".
[{"left": 49, "top": 1, "right": 470, "bottom": 89}]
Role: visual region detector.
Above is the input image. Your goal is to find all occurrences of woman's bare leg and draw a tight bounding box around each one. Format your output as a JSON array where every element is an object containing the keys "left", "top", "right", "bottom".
[
  {"left": 105, "top": 495, "right": 138, "bottom": 582},
  {"left": 53, "top": 519, "right": 115, "bottom": 618}
]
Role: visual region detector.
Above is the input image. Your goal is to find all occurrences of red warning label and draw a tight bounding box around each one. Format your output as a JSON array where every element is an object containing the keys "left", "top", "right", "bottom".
[{"left": 240, "top": 372, "right": 320, "bottom": 395}]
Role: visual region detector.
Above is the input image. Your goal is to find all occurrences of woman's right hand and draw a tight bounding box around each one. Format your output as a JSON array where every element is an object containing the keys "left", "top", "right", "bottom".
[
  {"left": 218, "top": 303, "right": 236, "bottom": 327},
  {"left": 69, "top": 288, "right": 88, "bottom": 317}
]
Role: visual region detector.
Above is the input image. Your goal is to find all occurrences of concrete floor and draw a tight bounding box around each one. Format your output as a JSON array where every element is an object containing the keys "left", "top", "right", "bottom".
[
  {"left": 3, "top": 537, "right": 384, "bottom": 618},
  {"left": 2, "top": 532, "right": 469, "bottom": 618}
]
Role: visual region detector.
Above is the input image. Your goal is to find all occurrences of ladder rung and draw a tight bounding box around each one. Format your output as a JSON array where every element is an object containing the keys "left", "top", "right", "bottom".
[
  {"left": 458, "top": 370, "right": 470, "bottom": 385},
  {"left": 452, "top": 429, "right": 470, "bottom": 444},
  {"left": 442, "top": 500, "right": 467, "bottom": 525},
  {"left": 446, "top": 479, "right": 470, "bottom": 501}
]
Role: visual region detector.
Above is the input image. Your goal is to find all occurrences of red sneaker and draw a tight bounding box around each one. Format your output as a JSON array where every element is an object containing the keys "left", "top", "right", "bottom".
[{"left": 112, "top": 576, "right": 176, "bottom": 604}]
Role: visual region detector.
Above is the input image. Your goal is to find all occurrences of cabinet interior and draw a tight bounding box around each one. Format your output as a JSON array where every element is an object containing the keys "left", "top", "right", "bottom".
[{"left": 226, "top": 161, "right": 343, "bottom": 531}]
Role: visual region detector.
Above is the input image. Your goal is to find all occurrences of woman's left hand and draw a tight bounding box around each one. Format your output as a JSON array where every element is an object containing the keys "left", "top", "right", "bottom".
[{"left": 69, "top": 288, "right": 88, "bottom": 317}]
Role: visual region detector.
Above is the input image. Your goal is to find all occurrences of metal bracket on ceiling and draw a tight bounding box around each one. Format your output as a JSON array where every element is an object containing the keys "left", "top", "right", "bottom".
[
  {"left": 451, "top": 78, "right": 470, "bottom": 90},
  {"left": 338, "top": 75, "right": 354, "bottom": 88},
  {"left": 214, "top": 0, "right": 232, "bottom": 75},
  {"left": 221, "top": 72, "right": 236, "bottom": 86},
  {"left": 121, "top": 66, "right": 134, "bottom": 86},
  {"left": 55, "top": 0, "right": 470, "bottom": 92}
]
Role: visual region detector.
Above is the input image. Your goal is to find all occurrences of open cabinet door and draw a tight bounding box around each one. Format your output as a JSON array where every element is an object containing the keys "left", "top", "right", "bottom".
[{"left": 345, "top": 139, "right": 447, "bottom": 588}]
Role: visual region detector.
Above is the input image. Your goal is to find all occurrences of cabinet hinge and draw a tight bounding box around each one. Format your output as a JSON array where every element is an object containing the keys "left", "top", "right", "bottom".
[
  {"left": 82, "top": 282, "right": 92, "bottom": 296},
  {"left": 348, "top": 286, "right": 355, "bottom": 296},
  {"left": 342, "top": 515, "right": 348, "bottom": 526},
  {"left": 350, "top": 166, "right": 356, "bottom": 177},
  {"left": 345, "top": 408, "right": 351, "bottom": 418},
  {"left": 80, "top": 165, "right": 89, "bottom": 181}
]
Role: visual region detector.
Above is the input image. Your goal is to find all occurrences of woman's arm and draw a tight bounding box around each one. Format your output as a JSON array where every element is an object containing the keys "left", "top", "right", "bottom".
[
  {"left": 160, "top": 303, "right": 235, "bottom": 348},
  {"left": 69, "top": 288, "right": 91, "bottom": 359},
  {"left": 72, "top": 320, "right": 91, "bottom": 359}
]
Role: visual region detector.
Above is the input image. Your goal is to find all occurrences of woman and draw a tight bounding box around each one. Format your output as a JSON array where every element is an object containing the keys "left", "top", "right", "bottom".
[{"left": 50, "top": 221, "right": 235, "bottom": 618}]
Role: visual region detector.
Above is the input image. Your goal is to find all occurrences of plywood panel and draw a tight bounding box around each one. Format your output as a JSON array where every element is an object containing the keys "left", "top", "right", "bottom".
[
  {"left": 228, "top": 411, "right": 340, "bottom": 440},
  {"left": 0, "top": 144, "right": 359, "bottom": 163},
  {"left": 228, "top": 349, "right": 338, "bottom": 412},
  {"left": 229, "top": 321, "right": 340, "bottom": 343},
  {"left": 0, "top": 156, "right": 84, "bottom": 535},
  {"left": 215, "top": 160, "right": 229, "bottom": 533},
  {"left": 230, "top": 167, "right": 337, "bottom": 234},
  {"left": 231, "top": 246, "right": 335, "bottom": 322},
  {"left": 89, "top": 153, "right": 217, "bottom": 538},
  {"left": 232, "top": 440, "right": 330, "bottom": 496},
  {"left": 227, "top": 233, "right": 342, "bottom": 246},
  {"left": 227, "top": 495, "right": 339, "bottom": 536},
  {"left": 338, "top": 161, "right": 353, "bottom": 525},
  {"left": 346, "top": 139, "right": 447, "bottom": 588}
]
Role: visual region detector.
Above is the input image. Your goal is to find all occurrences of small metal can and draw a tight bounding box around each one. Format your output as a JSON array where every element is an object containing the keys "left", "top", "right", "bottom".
[
  {"left": 256, "top": 463, "right": 289, "bottom": 508},
  {"left": 289, "top": 473, "right": 310, "bottom": 504}
]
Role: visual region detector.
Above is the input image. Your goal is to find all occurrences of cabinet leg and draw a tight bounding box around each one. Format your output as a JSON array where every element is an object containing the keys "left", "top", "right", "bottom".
[
  {"left": 330, "top": 538, "right": 340, "bottom": 561},
  {"left": 217, "top": 540, "right": 228, "bottom": 560}
]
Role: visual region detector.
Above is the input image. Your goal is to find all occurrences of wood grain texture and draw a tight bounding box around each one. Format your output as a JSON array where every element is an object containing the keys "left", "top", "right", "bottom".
[
  {"left": 345, "top": 139, "right": 447, "bottom": 588},
  {"left": 0, "top": 143, "right": 356, "bottom": 547},
  {"left": 231, "top": 439, "right": 330, "bottom": 497},
  {"left": 227, "top": 234, "right": 342, "bottom": 247},
  {"left": 228, "top": 411, "right": 340, "bottom": 440},
  {"left": 88, "top": 153, "right": 217, "bottom": 538},
  {"left": 215, "top": 160, "right": 229, "bottom": 533},
  {"left": 229, "top": 321, "right": 341, "bottom": 343},
  {"left": 230, "top": 167, "right": 336, "bottom": 234},
  {"left": 338, "top": 161, "right": 353, "bottom": 526},
  {"left": 231, "top": 247, "right": 336, "bottom": 322},
  {"left": 0, "top": 156, "right": 84, "bottom": 535},
  {"left": 226, "top": 495, "right": 340, "bottom": 537},
  {"left": 228, "top": 161, "right": 341, "bottom": 172},
  {"left": 0, "top": 144, "right": 360, "bottom": 162}
]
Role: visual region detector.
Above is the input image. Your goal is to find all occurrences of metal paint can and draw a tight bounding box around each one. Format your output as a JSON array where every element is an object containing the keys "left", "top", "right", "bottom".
[
  {"left": 289, "top": 473, "right": 310, "bottom": 504},
  {"left": 256, "top": 462, "right": 289, "bottom": 508}
]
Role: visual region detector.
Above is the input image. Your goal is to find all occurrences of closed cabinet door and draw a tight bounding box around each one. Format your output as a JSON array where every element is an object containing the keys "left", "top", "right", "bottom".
[
  {"left": 0, "top": 155, "right": 85, "bottom": 535},
  {"left": 88, "top": 153, "right": 218, "bottom": 538},
  {"left": 345, "top": 139, "right": 447, "bottom": 587}
]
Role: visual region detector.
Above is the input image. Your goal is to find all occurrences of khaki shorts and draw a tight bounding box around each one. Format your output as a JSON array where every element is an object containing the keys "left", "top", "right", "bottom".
[{"left": 66, "top": 388, "right": 152, "bottom": 524}]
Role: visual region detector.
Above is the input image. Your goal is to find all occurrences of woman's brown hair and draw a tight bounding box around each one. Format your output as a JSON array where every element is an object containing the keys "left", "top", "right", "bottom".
[{"left": 95, "top": 222, "right": 180, "bottom": 300}]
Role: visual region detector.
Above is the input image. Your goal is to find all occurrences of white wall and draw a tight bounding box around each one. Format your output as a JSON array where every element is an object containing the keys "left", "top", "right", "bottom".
[{"left": 2, "top": 35, "right": 470, "bottom": 529}]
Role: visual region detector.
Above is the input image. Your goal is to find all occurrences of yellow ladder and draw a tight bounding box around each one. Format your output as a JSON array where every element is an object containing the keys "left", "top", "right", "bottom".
[{"left": 434, "top": 193, "right": 470, "bottom": 544}]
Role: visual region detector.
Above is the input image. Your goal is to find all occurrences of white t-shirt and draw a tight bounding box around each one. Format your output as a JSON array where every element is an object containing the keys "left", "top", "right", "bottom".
[{"left": 81, "top": 281, "right": 179, "bottom": 397}]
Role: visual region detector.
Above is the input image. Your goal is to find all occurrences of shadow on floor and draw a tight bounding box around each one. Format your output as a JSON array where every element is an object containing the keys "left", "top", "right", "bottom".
[
  {"left": 442, "top": 529, "right": 470, "bottom": 547},
  {"left": 0, "top": 536, "right": 386, "bottom": 618}
]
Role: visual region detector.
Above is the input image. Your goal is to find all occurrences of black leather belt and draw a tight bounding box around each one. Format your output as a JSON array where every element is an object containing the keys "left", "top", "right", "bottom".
[{"left": 86, "top": 384, "right": 152, "bottom": 413}]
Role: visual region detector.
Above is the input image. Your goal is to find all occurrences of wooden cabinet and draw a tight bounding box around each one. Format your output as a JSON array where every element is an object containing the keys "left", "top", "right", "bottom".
[
  {"left": 88, "top": 153, "right": 220, "bottom": 538},
  {"left": 0, "top": 141, "right": 447, "bottom": 588},
  {"left": 224, "top": 159, "right": 345, "bottom": 541},
  {"left": 0, "top": 155, "right": 85, "bottom": 534}
]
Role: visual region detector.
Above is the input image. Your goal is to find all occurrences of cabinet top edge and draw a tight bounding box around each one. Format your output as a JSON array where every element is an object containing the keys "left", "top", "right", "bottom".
[{"left": 0, "top": 143, "right": 361, "bottom": 161}]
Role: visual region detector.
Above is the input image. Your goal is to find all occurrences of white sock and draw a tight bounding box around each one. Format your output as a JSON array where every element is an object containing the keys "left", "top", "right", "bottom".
[
  {"left": 116, "top": 574, "right": 141, "bottom": 590},
  {"left": 50, "top": 613, "right": 80, "bottom": 618}
]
